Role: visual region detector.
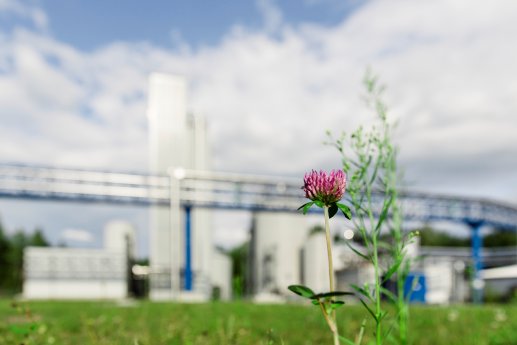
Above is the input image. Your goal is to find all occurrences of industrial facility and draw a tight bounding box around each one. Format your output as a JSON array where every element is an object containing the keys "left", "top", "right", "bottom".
[
  {"left": 23, "top": 221, "right": 136, "bottom": 299},
  {"left": 15, "top": 73, "right": 517, "bottom": 303}
]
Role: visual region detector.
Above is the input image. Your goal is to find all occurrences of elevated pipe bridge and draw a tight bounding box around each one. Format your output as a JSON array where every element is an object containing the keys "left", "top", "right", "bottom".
[{"left": 0, "top": 164, "right": 515, "bottom": 228}]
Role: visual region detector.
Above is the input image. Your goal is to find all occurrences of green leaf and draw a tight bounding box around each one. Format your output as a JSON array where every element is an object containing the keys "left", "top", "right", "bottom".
[
  {"left": 287, "top": 285, "right": 315, "bottom": 299},
  {"left": 350, "top": 284, "right": 372, "bottom": 301},
  {"left": 311, "top": 299, "right": 320, "bottom": 306},
  {"left": 9, "top": 323, "right": 37, "bottom": 335},
  {"left": 338, "top": 335, "right": 357, "bottom": 345},
  {"left": 297, "top": 202, "right": 314, "bottom": 215},
  {"left": 382, "top": 259, "right": 402, "bottom": 283},
  {"left": 359, "top": 298, "right": 377, "bottom": 322},
  {"left": 312, "top": 291, "right": 354, "bottom": 299},
  {"left": 328, "top": 203, "right": 338, "bottom": 218},
  {"left": 374, "top": 194, "right": 394, "bottom": 234},
  {"left": 379, "top": 310, "right": 388, "bottom": 321},
  {"left": 345, "top": 241, "right": 369, "bottom": 261},
  {"left": 336, "top": 203, "right": 352, "bottom": 220},
  {"left": 314, "top": 200, "right": 324, "bottom": 208},
  {"left": 330, "top": 300, "right": 345, "bottom": 310},
  {"left": 377, "top": 240, "right": 392, "bottom": 251},
  {"left": 332, "top": 300, "right": 345, "bottom": 305},
  {"left": 379, "top": 287, "right": 397, "bottom": 304},
  {"left": 383, "top": 319, "right": 397, "bottom": 343}
]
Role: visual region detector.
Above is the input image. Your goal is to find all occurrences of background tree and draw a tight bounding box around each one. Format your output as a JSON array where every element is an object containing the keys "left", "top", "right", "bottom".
[
  {"left": 417, "top": 226, "right": 469, "bottom": 247},
  {"left": 30, "top": 227, "right": 50, "bottom": 247},
  {"left": 484, "top": 230, "right": 517, "bottom": 247},
  {"left": 0, "top": 223, "right": 50, "bottom": 294},
  {"left": 228, "top": 242, "right": 248, "bottom": 299},
  {"left": 8, "top": 230, "right": 29, "bottom": 292},
  {"left": 416, "top": 226, "right": 516, "bottom": 247},
  {"left": 0, "top": 221, "right": 12, "bottom": 294}
]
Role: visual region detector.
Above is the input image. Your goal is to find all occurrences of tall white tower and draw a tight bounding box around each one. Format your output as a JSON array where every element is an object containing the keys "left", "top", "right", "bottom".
[{"left": 147, "top": 73, "right": 213, "bottom": 300}]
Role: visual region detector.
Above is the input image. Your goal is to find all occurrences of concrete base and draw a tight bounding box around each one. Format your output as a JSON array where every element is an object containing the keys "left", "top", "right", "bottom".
[
  {"left": 178, "top": 291, "right": 209, "bottom": 303},
  {"left": 150, "top": 289, "right": 210, "bottom": 302},
  {"left": 253, "top": 292, "right": 285, "bottom": 304},
  {"left": 23, "top": 280, "right": 127, "bottom": 299}
]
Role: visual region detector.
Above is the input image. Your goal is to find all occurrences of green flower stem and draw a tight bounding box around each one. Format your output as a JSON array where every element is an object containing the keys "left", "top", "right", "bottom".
[
  {"left": 392, "top": 191, "right": 409, "bottom": 345},
  {"left": 323, "top": 206, "right": 335, "bottom": 292},
  {"left": 366, "top": 166, "right": 383, "bottom": 345},
  {"left": 397, "top": 279, "right": 408, "bottom": 345},
  {"left": 318, "top": 300, "right": 337, "bottom": 333},
  {"left": 323, "top": 206, "right": 339, "bottom": 345},
  {"left": 371, "top": 233, "right": 382, "bottom": 345}
]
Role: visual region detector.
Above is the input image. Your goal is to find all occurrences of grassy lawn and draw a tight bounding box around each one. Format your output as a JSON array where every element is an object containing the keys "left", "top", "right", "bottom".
[{"left": 1, "top": 299, "right": 516, "bottom": 345}]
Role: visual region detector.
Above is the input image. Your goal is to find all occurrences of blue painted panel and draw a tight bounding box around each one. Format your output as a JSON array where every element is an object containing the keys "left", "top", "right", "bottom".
[{"left": 404, "top": 272, "right": 426, "bottom": 303}]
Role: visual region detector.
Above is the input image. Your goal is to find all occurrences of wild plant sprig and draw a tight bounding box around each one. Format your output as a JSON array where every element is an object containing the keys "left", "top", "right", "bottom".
[{"left": 327, "top": 71, "right": 415, "bottom": 345}]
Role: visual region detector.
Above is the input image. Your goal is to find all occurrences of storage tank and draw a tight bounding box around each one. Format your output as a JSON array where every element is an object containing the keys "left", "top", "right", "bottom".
[{"left": 251, "top": 212, "right": 311, "bottom": 297}]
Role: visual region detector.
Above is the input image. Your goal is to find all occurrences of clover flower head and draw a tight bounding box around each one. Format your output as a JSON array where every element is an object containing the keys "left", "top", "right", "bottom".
[{"left": 303, "top": 169, "right": 346, "bottom": 206}]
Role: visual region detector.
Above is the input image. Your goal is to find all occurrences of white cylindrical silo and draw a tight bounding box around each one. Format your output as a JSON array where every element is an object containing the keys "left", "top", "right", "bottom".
[
  {"left": 303, "top": 232, "right": 331, "bottom": 293},
  {"left": 252, "top": 212, "right": 311, "bottom": 296}
]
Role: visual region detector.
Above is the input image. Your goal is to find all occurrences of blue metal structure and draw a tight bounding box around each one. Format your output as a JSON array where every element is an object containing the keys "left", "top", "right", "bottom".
[
  {"left": 0, "top": 163, "right": 516, "bottom": 300},
  {"left": 184, "top": 205, "right": 193, "bottom": 291},
  {"left": 468, "top": 220, "right": 484, "bottom": 303}
]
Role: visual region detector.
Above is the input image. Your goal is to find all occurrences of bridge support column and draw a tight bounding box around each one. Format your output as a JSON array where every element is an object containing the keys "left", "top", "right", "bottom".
[
  {"left": 184, "top": 205, "right": 193, "bottom": 291},
  {"left": 468, "top": 220, "right": 484, "bottom": 304}
]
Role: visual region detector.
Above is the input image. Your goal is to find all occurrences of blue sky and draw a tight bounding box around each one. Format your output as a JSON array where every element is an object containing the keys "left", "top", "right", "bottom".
[
  {"left": 42, "top": 1, "right": 264, "bottom": 50},
  {"left": 11, "top": 0, "right": 364, "bottom": 50},
  {"left": 0, "top": 0, "right": 516, "bottom": 254}
]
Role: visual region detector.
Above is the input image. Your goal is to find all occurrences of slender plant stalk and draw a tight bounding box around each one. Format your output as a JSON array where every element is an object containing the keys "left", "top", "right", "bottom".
[
  {"left": 393, "top": 197, "right": 409, "bottom": 345},
  {"left": 355, "top": 319, "right": 367, "bottom": 345},
  {"left": 318, "top": 301, "right": 337, "bottom": 333},
  {"left": 323, "top": 206, "right": 335, "bottom": 293},
  {"left": 372, "top": 234, "right": 382, "bottom": 344},
  {"left": 397, "top": 276, "right": 407, "bottom": 344},
  {"left": 323, "top": 206, "right": 339, "bottom": 345}
]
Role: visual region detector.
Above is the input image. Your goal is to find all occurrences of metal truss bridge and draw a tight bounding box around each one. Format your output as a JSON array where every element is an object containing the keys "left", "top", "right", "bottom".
[
  {"left": 1, "top": 163, "right": 516, "bottom": 300},
  {"left": 0, "top": 164, "right": 516, "bottom": 228},
  {"left": 1, "top": 164, "right": 516, "bottom": 228}
]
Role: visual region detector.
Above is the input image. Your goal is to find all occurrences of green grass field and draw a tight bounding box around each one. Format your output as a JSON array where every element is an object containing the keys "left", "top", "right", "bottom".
[{"left": 1, "top": 299, "right": 516, "bottom": 345}]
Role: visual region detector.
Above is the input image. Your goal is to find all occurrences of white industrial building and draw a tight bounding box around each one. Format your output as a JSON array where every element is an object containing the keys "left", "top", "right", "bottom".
[
  {"left": 249, "top": 214, "right": 484, "bottom": 305},
  {"left": 248, "top": 213, "right": 353, "bottom": 300},
  {"left": 481, "top": 264, "right": 517, "bottom": 298},
  {"left": 251, "top": 212, "right": 310, "bottom": 296},
  {"left": 23, "top": 221, "right": 136, "bottom": 299},
  {"left": 147, "top": 73, "right": 231, "bottom": 301},
  {"left": 250, "top": 213, "right": 377, "bottom": 301}
]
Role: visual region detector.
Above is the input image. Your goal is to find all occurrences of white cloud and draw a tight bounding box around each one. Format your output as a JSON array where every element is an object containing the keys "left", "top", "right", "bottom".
[
  {"left": 256, "top": 0, "right": 283, "bottom": 34},
  {"left": 0, "top": 28, "right": 150, "bottom": 170},
  {"left": 0, "top": 0, "right": 48, "bottom": 30},
  {"left": 61, "top": 228, "right": 94, "bottom": 243}
]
